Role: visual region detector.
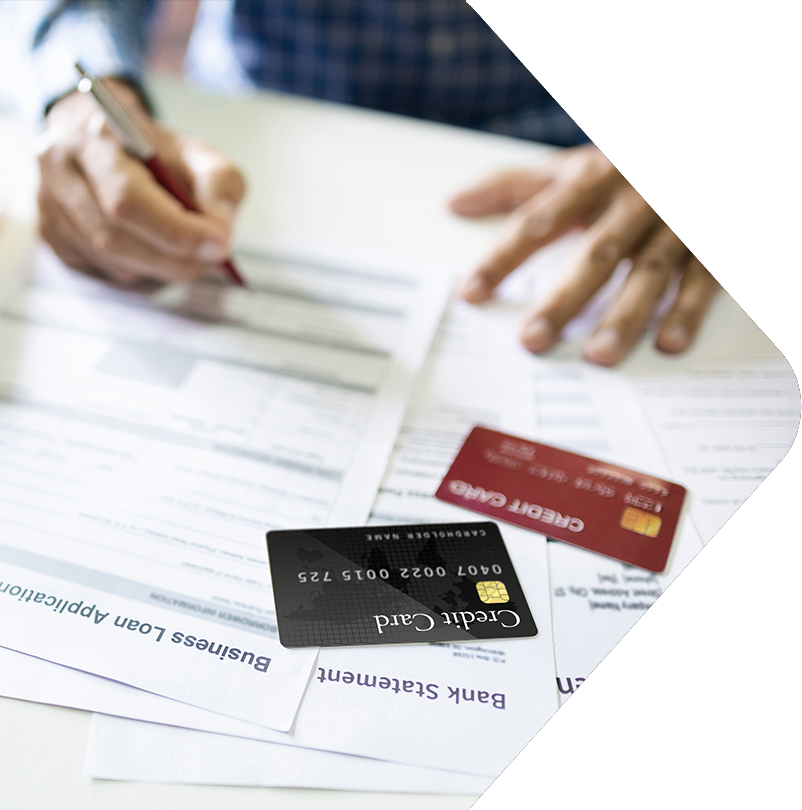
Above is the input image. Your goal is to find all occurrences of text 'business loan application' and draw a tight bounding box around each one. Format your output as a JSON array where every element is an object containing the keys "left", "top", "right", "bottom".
[{"left": 0, "top": 239, "right": 450, "bottom": 730}]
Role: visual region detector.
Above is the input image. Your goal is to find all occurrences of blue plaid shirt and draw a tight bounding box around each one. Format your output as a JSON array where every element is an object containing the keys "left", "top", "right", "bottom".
[{"left": 23, "top": 0, "right": 587, "bottom": 146}]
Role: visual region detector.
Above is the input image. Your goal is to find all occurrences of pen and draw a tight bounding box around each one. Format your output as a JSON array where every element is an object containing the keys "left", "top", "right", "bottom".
[{"left": 74, "top": 62, "right": 247, "bottom": 287}]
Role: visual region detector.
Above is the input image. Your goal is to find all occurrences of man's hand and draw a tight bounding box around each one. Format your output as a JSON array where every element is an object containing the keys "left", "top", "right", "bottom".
[
  {"left": 450, "top": 145, "right": 718, "bottom": 365},
  {"left": 36, "top": 80, "right": 245, "bottom": 285}
]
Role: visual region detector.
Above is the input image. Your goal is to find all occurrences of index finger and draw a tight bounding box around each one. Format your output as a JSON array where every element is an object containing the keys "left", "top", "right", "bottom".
[
  {"left": 519, "top": 189, "right": 659, "bottom": 352},
  {"left": 180, "top": 137, "right": 247, "bottom": 228},
  {"left": 459, "top": 173, "right": 608, "bottom": 303},
  {"left": 77, "top": 132, "right": 230, "bottom": 262}
]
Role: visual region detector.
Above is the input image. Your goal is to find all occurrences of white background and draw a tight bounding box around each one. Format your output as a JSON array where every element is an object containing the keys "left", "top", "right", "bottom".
[{"left": 470, "top": 1, "right": 802, "bottom": 807}]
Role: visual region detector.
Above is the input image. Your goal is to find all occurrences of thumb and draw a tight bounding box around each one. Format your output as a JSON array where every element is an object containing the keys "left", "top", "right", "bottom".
[
  {"left": 178, "top": 137, "right": 246, "bottom": 231},
  {"left": 448, "top": 166, "right": 553, "bottom": 217}
]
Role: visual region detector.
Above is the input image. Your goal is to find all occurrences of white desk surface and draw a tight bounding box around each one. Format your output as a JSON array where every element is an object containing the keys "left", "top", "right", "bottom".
[{"left": 0, "top": 76, "right": 785, "bottom": 809}]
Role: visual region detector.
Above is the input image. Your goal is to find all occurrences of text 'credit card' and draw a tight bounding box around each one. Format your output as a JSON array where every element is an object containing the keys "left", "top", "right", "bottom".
[
  {"left": 435, "top": 427, "right": 686, "bottom": 572},
  {"left": 267, "top": 522, "right": 538, "bottom": 648}
]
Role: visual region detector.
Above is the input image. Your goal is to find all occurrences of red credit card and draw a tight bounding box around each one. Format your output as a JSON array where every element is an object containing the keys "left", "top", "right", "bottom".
[{"left": 435, "top": 426, "right": 686, "bottom": 573}]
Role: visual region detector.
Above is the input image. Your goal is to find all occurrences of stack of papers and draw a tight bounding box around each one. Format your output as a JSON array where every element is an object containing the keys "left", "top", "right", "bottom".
[{"left": 0, "top": 228, "right": 798, "bottom": 794}]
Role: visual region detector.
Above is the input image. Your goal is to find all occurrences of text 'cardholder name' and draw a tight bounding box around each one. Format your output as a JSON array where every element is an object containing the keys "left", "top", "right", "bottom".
[{"left": 267, "top": 522, "right": 538, "bottom": 649}]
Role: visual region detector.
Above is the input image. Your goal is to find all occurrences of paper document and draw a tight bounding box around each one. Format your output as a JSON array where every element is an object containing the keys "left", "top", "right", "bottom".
[
  {"left": 87, "top": 714, "right": 491, "bottom": 795},
  {"left": 629, "top": 358, "right": 799, "bottom": 542},
  {"left": 530, "top": 295, "right": 798, "bottom": 700},
  {"left": 0, "top": 238, "right": 450, "bottom": 729},
  {"left": 84, "top": 298, "right": 560, "bottom": 781},
  {"left": 530, "top": 361, "right": 705, "bottom": 702},
  {"left": 0, "top": 644, "right": 486, "bottom": 794}
]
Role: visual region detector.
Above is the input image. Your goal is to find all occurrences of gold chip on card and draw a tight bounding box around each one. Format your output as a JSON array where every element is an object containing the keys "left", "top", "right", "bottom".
[
  {"left": 476, "top": 581, "right": 509, "bottom": 604},
  {"left": 620, "top": 507, "right": 662, "bottom": 537}
]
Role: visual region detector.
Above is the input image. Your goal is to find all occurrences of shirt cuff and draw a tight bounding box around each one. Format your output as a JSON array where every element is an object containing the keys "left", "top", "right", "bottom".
[{"left": 29, "top": 3, "right": 153, "bottom": 121}]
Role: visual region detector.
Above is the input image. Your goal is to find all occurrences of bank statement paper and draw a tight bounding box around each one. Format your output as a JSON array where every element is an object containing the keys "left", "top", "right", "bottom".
[{"left": 0, "top": 237, "right": 451, "bottom": 730}]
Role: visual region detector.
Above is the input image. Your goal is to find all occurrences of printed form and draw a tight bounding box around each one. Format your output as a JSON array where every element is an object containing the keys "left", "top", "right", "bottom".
[
  {"left": 0, "top": 237, "right": 451, "bottom": 729},
  {"left": 534, "top": 356, "right": 798, "bottom": 702},
  {"left": 532, "top": 362, "right": 704, "bottom": 702},
  {"left": 629, "top": 358, "right": 799, "bottom": 543},
  {"left": 83, "top": 298, "right": 559, "bottom": 783}
]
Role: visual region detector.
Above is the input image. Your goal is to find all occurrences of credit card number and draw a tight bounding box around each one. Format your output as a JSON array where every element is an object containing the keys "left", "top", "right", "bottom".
[{"left": 297, "top": 563, "right": 505, "bottom": 583}]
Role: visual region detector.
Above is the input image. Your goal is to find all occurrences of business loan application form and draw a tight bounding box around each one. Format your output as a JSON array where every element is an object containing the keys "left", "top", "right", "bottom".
[{"left": 0, "top": 236, "right": 450, "bottom": 730}]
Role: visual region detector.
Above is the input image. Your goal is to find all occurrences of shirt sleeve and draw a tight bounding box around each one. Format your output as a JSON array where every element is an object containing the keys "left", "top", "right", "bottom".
[{"left": 21, "top": 0, "right": 158, "bottom": 119}]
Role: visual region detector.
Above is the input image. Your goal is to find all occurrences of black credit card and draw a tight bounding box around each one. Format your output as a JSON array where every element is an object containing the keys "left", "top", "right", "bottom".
[{"left": 267, "top": 522, "right": 538, "bottom": 648}]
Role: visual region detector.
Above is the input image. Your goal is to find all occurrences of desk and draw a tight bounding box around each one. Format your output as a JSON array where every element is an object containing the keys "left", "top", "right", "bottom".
[{"left": 0, "top": 76, "right": 794, "bottom": 809}]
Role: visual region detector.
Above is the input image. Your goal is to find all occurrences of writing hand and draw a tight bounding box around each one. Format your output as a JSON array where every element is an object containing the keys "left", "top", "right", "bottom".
[
  {"left": 450, "top": 145, "right": 718, "bottom": 365},
  {"left": 36, "top": 80, "right": 245, "bottom": 285}
]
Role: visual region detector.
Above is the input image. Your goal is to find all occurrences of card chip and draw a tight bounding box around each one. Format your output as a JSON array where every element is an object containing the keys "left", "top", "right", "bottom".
[
  {"left": 620, "top": 507, "right": 662, "bottom": 537},
  {"left": 476, "top": 581, "right": 509, "bottom": 604}
]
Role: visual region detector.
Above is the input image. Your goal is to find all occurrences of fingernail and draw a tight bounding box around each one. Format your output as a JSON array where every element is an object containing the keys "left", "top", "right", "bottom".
[
  {"left": 585, "top": 327, "right": 621, "bottom": 364},
  {"left": 460, "top": 276, "right": 490, "bottom": 302},
  {"left": 522, "top": 317, "right": 554, "bottom": 352},
  {"left": 660, "top": 324, "right": 689, "bottom": 352},
  {"left": 198, "top": 239, "right": 227, "bottom": 261}
]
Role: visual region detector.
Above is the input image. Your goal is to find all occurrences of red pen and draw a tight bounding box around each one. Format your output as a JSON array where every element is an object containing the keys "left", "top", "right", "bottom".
[{"left": 74, "top": 62, "right": 247, "bottom": 287}]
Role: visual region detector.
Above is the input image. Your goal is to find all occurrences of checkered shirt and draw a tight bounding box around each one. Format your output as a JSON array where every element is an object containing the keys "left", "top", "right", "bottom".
[{"left": 22, "top": 0, "right": 588, "bottom": 145}]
